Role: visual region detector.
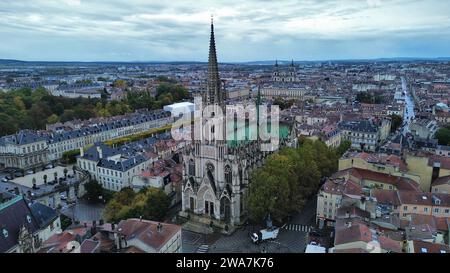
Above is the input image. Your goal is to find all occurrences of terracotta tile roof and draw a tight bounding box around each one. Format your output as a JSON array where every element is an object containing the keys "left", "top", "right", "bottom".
[
  {"left": 122, "top": 246, "right": 146, "bottom": 253},
  {"left": 432, "top": 175, "right": 450, "bottom": 187},
  {"left": 92, "top": 231, "right": 115, "bottom": 252},
  {"left": 321, "top": 178, "right": 363, "bottom": 196},
  {"left": 397, "top": 191, "right": 433, "bottom": 206},
  {"left": 42, "top": 232, "right": 78, "bottom": 253},
  {"left": 344, "top": 152, "right": 408, "bottom": 171},
  {"left": 80, "top": 239, "right": 100, "bottom": 253},
  {"left": 336, "top": 168, "right": 421, "bottom": 191},
  {"left": 411, "top": 240, "right": 450, "bottom": 253},
  {"left": 428, "top": 155, "right": 450, "bottom": 170},
  {"left": 372, "top": 189, "right": 401, "bottom": 206},
  {"left": 117, "top": 218, "right": 181, "bottom": 252},
  {"left": 334, "top": 223, "right": 372, "bottom": 245},
  {"left": 334, "top": 223, "right": 402, "bottom": 253},
  {"left": 409, "top": 214, "right": 437, "bottom": 230},
  {"left": 336, "top": 206, "right": 370, "bottom": 219},
  {"left": 332, "top": 248, "right": 369, "bottom": 253}
]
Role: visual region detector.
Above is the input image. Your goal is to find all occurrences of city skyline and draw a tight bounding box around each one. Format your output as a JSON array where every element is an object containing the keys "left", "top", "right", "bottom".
[{"left": 1, "top": 0, "right": 450, "bottom": 62}]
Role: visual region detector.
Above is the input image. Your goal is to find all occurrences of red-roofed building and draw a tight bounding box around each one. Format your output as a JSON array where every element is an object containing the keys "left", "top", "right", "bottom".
[
  {"left": 332, "top": 223, "right": 402, "bottom": 253},
  {"left": 116, "top": 218, "right": 182, "bottom": 253},
  {"left": 406, "top": 240, "right": 450, "bottom": 253},
  {"left": 333, "top": 168, "right": 421, "bottom": 192},
  {"left": 316, "top": 178, "right": 363, "bottom": 226}
]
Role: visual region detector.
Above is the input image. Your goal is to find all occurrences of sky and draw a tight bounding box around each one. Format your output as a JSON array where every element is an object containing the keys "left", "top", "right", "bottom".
[{"left": 0, "top": 0, "right": 449, "bottom": 62}]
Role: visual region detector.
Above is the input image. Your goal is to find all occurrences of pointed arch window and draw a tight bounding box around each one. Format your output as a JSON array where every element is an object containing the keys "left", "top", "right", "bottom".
[
  {"left": 189, "top": 159, "right": 195, "bottom": 176},
  {"left": 225, "top": 165, "right": 232, "bottom": 185},
  {"left": 206, "top": 163, "right": 215, "bottom": 182}
]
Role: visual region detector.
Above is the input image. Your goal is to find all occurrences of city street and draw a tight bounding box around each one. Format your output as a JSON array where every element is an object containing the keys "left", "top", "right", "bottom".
[
  {"left": 181, "top": 196, "right": 318, "bottom": 253},
  {"left": 401, "top": 76, "right": 416, "bottom": 136}
]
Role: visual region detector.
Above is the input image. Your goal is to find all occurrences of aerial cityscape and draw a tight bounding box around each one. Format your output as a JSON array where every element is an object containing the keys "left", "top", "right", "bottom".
[{"left": 1, "top": 0, "right": 450, "bottom": 258}]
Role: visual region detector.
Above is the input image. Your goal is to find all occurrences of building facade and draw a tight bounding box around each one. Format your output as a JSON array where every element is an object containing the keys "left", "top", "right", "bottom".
[{"left": 179, "top": 20, "right": 295, "bottom": 232}]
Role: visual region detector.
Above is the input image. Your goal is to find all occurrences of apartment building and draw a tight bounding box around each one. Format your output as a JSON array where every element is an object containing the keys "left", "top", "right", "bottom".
[
  {"left": 0, "top": 110, "right": 172, "bottom": 170},
  {"left": 77, "top": 143, "right": 152, "bottom": 192}
]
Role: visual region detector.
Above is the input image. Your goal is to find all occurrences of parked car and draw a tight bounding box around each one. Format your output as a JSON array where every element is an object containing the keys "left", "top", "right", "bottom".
[
  {"left": 26, "top": 170, "right": 34, "bottom": 175},
  {"left": 1, "top": 178, "right": 8, "bottom": 183},
  {"left": 5, "top": 175, "right": 13, "bottom": 180},
  {"left": 60, "top": 193, "right": 67, "bottom": 200},
  {"left": 45, "top": 164, "right": 53, "bottom": 169}
]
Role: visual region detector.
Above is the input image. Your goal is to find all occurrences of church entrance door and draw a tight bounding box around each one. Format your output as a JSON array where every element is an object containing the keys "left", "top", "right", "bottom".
[{"left": 220, "top": 197, "right": 231, "bottom": 223}]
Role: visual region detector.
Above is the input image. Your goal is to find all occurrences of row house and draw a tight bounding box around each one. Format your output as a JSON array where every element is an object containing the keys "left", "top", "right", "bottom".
[
  {"left": 0, "top": 130, "right": 48, "bottom": 170},
  {"left": 338, "top": 119, "right": 390, "bottom": 152},
  {"left": 0, "top": 110, "right": 172, "bottom": 170},
  {"left": 77, "top": 143, "right": 152, "bottom": 192}
]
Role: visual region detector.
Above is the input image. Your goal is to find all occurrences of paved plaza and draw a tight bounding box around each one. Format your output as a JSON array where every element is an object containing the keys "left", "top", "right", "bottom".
[
  {"left": 61, "top": 200, "right": 105, "bottom": 222},
  {"left": 10, "top": 165, "right": 75, "bottom": 187},
  {"left": 181, "top": 196, "right": 318, "bottom": 253}
]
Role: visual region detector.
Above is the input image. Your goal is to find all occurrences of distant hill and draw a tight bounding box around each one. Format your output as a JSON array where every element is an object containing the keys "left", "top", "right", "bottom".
[
  {"left": 1, "top": 57, "right": 449, "bottom": 66},
  {"left": 0, "top": 59, "right": 27, "bottom": 64}
]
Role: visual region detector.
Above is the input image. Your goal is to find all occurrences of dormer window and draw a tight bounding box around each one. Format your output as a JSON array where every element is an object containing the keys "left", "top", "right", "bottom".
[{"left": 2, "top": 229, "right": 8, "bottom": 238}]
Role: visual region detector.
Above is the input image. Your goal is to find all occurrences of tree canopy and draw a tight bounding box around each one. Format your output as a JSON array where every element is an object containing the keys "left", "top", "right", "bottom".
[
  {"left": 247, "top": 139, "right": 338, "bottom": 225},
  {"left": 103, "top": 187, "right": 171, "bottom": 223},
  {"left": 435, "top": 125, "right": 450, "bottom": 146},
  {"left": 355, "top": 92, "right": 384, "bottom": 104},
  {"left": 390, "top": 114, "right": 403, "bottom": 133},
  {"left": 0, "top": 82, "right": 189, "bottom": 136}
]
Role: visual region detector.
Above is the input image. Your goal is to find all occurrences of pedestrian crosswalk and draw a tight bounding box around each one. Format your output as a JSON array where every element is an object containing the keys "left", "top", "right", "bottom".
[
  {"left": 283, "top": 224, "right": 313, "bottom": 232},
  {"left": 196, "top": 245, "right": 209, "bottom": 253}
]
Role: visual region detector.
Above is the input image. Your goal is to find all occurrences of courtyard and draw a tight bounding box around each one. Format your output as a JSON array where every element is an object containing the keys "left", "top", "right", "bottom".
[{"left": 10, "top": 165, "right": 75, "bottom": 188}]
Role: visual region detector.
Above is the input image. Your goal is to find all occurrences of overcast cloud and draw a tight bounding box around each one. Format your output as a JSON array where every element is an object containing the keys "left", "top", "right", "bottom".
[{"left": 0, "top": 0, "right": 449, "bottom": 61}]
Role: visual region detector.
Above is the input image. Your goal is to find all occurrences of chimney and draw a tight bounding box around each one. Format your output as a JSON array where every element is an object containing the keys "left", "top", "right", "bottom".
[
  {"left": 14, "top": 187, "right": 20, "bottom": 195},
  {"left": 80, "top": 147, "right": 84, "bottom": 157},
  {"left": 97, "top": 146, "right": 103, "bottom": 159},
  {"left": 157, "top": 223, "right": 163, "bottom": 233}
]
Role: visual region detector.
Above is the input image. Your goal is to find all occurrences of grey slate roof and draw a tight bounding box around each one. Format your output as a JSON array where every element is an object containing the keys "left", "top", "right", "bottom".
[
  {"left": 0, "top": 195, "right": 40, "bottom": 253},
  {"left": 0, "top": 130, "right": 46, "bottom": 146},
  {"left": 338, "top": 120, "right": 378, "bottom": 133}
]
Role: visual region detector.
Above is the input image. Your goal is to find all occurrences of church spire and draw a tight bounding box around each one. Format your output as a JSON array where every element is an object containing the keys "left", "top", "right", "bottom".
[{"left": 206, "top": 15, "right": 223, "bottom": 106}]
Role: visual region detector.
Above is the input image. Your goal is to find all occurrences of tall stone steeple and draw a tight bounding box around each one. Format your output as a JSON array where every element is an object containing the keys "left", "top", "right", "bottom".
[{"left": 205, "top": 15, "right": 224, "bottom": 106}]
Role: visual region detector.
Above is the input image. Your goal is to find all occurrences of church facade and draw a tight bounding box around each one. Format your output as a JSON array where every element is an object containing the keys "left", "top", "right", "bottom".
[
  {"left": 179, "top": 20, "right": 296, "bottom": 233},
  {"left": 260, "top": 60, "right": 307, "bottom": 100}
]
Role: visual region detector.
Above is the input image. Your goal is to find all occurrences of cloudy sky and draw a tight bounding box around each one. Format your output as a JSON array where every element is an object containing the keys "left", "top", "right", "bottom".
[{"left": 0, "top": 0, "right": 449, "bottom": 62}]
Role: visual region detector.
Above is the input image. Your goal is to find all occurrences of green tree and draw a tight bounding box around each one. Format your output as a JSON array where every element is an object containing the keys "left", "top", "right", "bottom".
[
  {"left": 84, "top": 180, "right": 104, "bottom": 203},
  {"left": 247, "top": 139, "right": 338, "bottom": 225},
  {"left": 336, "top": 140, "right": 352, "bottom": 157},
  {"left": 144, "top": 188, "right": 171, "bottom": 221},
  {"left": 47, "top": 114, "right": 60, "bottom": 124},
  {"left": 435, "top": 127, "right": 450, "bottom": 146},
  {"left": 390, "top": 114, "right": 403, "bottom": 133},
  {"left": 103, "top": 187, "right": 170, "bottom": 222}
]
